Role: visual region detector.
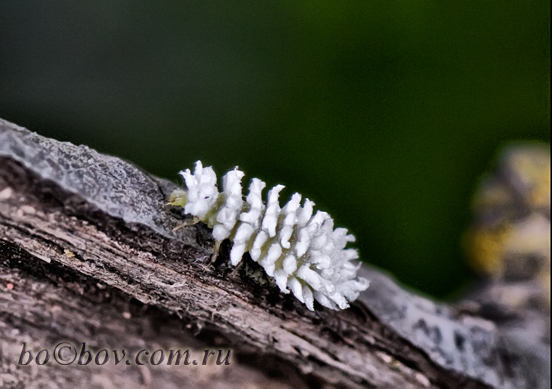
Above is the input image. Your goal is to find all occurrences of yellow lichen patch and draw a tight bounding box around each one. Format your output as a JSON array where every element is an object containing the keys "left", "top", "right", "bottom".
[
  {"left": 505, "top": 144, "right": 550, "bottom": 210},
  {"left": 465, "top": 142, "right": 550, "bottom": 310},
  {"left": 463, "top": 226, "right": 511, "bottom": 277}
]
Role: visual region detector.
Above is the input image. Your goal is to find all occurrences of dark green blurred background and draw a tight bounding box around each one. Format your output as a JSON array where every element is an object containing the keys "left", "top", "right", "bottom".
[{"left": 0, "top": 1, "right": 549, "bottom": 299}]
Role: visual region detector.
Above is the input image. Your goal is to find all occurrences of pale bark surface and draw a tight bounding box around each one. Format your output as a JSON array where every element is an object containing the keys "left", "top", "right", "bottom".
[{"left": 0, "top": 118, "right": 549, "bottom": 388}]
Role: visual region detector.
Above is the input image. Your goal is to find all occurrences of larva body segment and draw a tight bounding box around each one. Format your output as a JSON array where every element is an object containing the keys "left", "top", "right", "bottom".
[{"left": 169, "top": 161, "right": 369, "bottom": 310}]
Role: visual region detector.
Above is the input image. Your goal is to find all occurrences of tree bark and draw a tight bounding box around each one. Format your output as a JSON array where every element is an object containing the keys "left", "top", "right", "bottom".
[{"left": 0, "top": 118, "right": 549, "bottom": 388}]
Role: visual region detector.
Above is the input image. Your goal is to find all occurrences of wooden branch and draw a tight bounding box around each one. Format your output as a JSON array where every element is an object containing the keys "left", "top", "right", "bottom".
[{"left": 0, "top": 118, "right": 549, "bottom": 388}]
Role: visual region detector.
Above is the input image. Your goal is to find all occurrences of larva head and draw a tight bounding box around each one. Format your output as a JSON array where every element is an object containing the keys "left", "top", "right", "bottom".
[{"left": 168, "top": 189, "right": 187, "bottom": 207}]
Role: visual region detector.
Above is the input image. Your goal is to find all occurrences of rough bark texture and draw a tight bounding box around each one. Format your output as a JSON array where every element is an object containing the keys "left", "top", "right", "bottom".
[{"left": 0, "top": 118, "right": 549, "bottom": 388}]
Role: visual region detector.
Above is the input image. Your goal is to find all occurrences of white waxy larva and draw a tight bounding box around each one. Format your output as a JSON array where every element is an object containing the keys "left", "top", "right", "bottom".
[{"left": 169, "top": 160, "right": 369, "bottom": 311}]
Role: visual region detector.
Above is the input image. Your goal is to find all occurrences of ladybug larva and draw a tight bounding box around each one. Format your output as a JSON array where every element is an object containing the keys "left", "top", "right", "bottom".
[{"left": 169, "top": 161, "right": 369, "bottom": 310}]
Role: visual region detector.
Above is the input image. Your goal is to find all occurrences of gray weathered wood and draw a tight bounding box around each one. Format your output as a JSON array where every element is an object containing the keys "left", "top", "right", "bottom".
[{"left": 0, "top": 118, "right": 549, "bottom": 388}]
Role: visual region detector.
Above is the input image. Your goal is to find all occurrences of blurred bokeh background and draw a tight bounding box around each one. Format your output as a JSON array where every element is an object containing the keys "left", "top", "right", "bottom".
[{"left": 0, "top": 1, "right": 549, "bottom": 300}]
